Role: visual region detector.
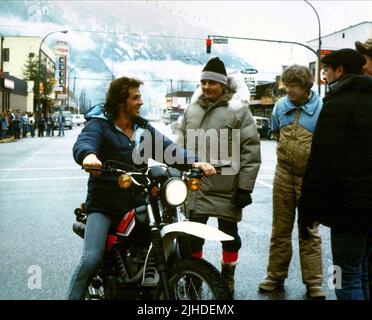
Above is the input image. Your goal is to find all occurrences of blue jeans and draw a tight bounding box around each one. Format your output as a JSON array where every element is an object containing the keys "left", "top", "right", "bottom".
[
  {"left": 58, "top": 123, "right": 64, "bottom": 136},
  {"left": 66, "top": 212, "right": 113, "bottom": 300},
  {"left": 331, "top": 226, "right": 372, "bottom": 300}
]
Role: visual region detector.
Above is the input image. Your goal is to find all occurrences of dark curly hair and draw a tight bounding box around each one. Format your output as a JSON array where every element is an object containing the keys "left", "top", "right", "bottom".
[
  {"left": 281, "top": 64, "right": 314, "bottom": 91},
  {"left": 104, "top": 77, "right": 143, "bottom": 120}
]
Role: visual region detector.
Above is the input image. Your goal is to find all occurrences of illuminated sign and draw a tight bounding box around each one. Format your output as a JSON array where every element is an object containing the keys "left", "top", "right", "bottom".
[
  {"left": 55, "top": 41, "right": 69, "bottom": 57},
  {"left": 4, "top": 78, "right": 15, "bottom": 90}
]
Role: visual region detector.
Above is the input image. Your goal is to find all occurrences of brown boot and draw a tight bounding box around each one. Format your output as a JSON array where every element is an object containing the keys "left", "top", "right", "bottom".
[
  {"left": 306, "top": 285, "right": 326, "bottom": 300},
  {"left": 221, "top": 261, "right": 237, "bottom": 296},
  {"left": 258, "top": 276, "right": 284, "bottom": 292}
]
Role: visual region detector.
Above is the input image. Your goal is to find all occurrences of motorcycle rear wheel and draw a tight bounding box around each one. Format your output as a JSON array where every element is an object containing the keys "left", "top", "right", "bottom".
[{"left": 157, "top": 258, "right": 232, "bottom": 300}]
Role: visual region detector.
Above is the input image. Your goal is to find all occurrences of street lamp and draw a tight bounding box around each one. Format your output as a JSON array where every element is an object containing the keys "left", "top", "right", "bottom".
[
  {"left": 304, "top": 0, "right": 322, "bottom": 95},
  {"left": 67, "top": 65, "right": 85, "bottom": 111},
  {"left": 36, "top": 30, "right": 68, "bottom": 114}
]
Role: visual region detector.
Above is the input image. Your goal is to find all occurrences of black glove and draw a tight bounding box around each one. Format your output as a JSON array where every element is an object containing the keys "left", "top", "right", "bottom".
[{"left": 234, "top": 188, "right": 252, "bottom": 209}]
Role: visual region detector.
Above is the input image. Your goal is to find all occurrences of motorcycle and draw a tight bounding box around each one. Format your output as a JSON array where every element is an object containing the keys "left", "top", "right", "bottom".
[{"left": 73, "top": 160, "right": 233, "bottom": 300}]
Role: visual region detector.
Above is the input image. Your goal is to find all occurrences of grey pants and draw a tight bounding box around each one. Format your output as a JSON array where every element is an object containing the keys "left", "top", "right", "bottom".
[{"left": 66, "top": 212, "right": 113, "bottom": 300}]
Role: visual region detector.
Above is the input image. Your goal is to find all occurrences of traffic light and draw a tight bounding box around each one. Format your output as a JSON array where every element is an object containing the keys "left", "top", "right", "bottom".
[{"left": 206, "top": 38, "right": 212, "bottom": 54}]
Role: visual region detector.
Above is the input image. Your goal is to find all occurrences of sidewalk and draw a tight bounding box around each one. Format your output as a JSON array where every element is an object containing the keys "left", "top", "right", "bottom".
[{"left": 0, "top": 136, "right": 15, "bottom": 143}]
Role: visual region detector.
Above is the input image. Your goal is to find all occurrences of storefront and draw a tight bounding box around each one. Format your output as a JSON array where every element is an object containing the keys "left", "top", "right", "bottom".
[{"left": 0, "top": 73, "right": 27, "bottom": 113}]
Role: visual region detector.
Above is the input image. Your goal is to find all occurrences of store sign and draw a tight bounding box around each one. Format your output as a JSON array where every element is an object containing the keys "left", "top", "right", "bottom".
[
  {"left": 320, "top": 49, "right": 333, "bottom": 57},
  {"left": 55, "top": 41, "right": 69, "bottom": 56},
  {"left": 55, "top": 55, "right": 67, "bottom": 93},
  {"left": 244, "top": 76, "right": 256, "bottom": 95},
  {"left": 58, "top": 93, "right": 68, "bottom": 100},
  {"left": 319, "top": 49, "right": 334, "bottom": 84},
  {"left": 4, "top": 78, "right": 15, "bottom": 90}
]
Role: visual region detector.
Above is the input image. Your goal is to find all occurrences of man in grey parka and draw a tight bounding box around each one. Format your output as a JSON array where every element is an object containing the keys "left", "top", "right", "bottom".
[{"left": 176, "top": 57, "right": 261, "bottom": 295}]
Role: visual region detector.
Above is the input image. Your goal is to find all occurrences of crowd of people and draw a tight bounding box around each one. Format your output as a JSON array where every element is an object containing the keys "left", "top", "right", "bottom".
[
  {"left": 1, "top": 38, "right": 370, "bottom": 301},
  {"left": 0, "top": 110, "right": 66, "bottom": 140},
  {"left": 66, "top": 39, "right": 372, "bottom": 301}
]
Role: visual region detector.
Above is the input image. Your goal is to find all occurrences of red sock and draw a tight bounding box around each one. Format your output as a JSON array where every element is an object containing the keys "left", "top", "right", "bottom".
[
  {"left": 222, "top": 250, "right": 238, "bottom": 264},
  {"left": 191, "top": 250, "right": 203, "bottom": 259}
]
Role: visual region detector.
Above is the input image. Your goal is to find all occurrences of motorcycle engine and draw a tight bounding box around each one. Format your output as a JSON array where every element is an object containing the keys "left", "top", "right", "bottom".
[{"left": 123, "top": 245, "right": 148, "bottom": 281}]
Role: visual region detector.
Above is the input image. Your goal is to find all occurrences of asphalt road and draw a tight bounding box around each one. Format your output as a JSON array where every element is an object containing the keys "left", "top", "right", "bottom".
[{"left": 0, "top": 125, "right": 336, "bottom": 300}]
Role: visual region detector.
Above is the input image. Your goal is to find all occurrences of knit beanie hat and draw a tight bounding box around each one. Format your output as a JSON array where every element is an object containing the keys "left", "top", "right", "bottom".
[{"left": 200, "top": 57, "right": 227, "bottom": 85}]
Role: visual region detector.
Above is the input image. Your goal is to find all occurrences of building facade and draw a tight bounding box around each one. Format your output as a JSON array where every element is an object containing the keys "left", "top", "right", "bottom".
[
  {"left": 0, "top": 73, "right": 28, "bottom": 113},
  {"left": 306, "top": 21, "right": 372, "bottom": 95},
  {"left": 0, "top": 36, "right": 56, "bottom": 113}
]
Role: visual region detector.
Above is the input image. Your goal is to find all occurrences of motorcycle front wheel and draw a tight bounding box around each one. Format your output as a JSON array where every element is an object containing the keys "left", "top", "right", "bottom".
[{"left": 157, "top": 258, "right": 232, "bottom": 300}]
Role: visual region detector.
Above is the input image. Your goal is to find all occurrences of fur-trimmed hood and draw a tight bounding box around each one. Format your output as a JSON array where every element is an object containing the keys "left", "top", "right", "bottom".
[{"left": 191, "top": 71, "right": 251, "bottom": 111}]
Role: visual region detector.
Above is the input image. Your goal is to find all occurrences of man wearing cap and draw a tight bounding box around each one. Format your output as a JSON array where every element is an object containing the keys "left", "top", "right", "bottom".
[
  {"left": 355, "top": 38, "right": 372, "bottom": 76},
  {"left": 176, "top": 57, "right": 261, "bottom": 296},
  {"left": 298, "top": 49, "right": 372, "bottom": 300}
]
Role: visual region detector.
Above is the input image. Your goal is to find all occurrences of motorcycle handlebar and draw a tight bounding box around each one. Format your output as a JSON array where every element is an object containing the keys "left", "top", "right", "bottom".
[{"left": 83, "top": 161, "right": 232, "bottom": 176}]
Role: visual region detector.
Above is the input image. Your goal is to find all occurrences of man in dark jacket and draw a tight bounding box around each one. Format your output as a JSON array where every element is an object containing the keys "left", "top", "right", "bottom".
[
  {"left": 355, "top": 37, "right": 372, "bottom": 301},
  {"left": 66, "top": 76, "right": 216, "bottom": 300},
  {"left": 298, "top": 49, "right": 372, "bottom": 300}
]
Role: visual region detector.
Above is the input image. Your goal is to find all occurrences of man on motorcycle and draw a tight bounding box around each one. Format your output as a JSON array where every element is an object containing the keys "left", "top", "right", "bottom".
[{"left": 66, "top": 76, "right": 215, "bottom": 300}]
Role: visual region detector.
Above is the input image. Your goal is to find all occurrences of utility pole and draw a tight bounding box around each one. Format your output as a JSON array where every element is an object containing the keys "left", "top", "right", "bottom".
[
  {"left": 0, "top": 36, "right": 4, "bottom": 74},
  {"left": 0, "top": 36, "right": 4, "bottom": 113},
  {"left": 67, "top": 65, "right": 85, "bottom": 111},
  {"left": 304, "top": 0, "right": 322, "bottom": 96}
]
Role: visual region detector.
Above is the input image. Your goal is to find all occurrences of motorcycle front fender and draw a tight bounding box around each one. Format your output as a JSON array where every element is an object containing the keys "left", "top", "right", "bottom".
[{"left": 161, "top": 221, "right": 234, "bottom": 243}]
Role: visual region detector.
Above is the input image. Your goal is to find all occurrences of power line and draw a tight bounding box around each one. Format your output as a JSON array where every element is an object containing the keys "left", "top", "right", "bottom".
[
  {"left": 0, "top": 24, "right": 204, "bottom": 41},
  {"left": 73, "top": 77, "right": 199, "bottom": 82},
  {"left": 148, "top": 1, "right": 227, "bottom": 31}
]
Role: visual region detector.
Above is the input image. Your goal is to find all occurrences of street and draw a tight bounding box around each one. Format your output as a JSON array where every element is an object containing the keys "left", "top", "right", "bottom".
[{"left": 0, "top": 125, "right": 336, "bottom": 300}]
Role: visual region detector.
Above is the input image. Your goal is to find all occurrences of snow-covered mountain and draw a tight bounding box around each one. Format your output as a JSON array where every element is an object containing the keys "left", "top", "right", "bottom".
[{"left": 0, "top": 1, "right": 256, "bottom": 113}]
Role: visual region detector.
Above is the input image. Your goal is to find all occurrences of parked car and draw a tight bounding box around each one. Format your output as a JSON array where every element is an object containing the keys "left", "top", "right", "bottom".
[
  {"left": 53, "top": 111, "right": 73, "bottom": 130},
  {"left": 72, "top": 114, "right": 85, "bottom": 126},
  {"left": 253, "top": 116, "right": 274, "bottom": 140},
  {"left": 162, "top": 112, "right": 182, "bottom": 125},
  {"left": 170, "top": 115, "right": 183, "bottom": 134}
]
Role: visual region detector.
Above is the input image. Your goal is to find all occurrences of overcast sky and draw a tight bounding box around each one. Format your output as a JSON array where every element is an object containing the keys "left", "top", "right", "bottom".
[
  {"left": 164, "top": 0, "right": 372, "bottom": 74},
  {"left": 2, "top": 0, "right": 371, "bottom": 74}
]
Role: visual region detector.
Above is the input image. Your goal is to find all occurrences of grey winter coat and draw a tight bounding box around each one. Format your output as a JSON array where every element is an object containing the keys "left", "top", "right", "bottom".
[{"left": 176, "top": 73, "right": 261, "bottom": 222}]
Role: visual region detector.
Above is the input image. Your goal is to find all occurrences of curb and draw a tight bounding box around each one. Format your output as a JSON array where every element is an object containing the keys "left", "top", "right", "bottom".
[
  {"left": 0, "top": 132, "right": 32, "bottom": 143},
  {"left": 0, "top": 137, "right": 15, "bottom": 143}
]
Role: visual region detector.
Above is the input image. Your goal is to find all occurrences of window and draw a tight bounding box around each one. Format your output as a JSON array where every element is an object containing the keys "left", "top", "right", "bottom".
[{"left": 2, "top": 48, "right": 9, "bottom": 61}]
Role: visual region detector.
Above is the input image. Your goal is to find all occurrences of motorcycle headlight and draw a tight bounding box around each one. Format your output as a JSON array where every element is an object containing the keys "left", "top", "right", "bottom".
[
  {"left": 164, "top": 178, "right": 188, "bottom": 206},
  {"left": 118, "top": 174, "right": 132, "bottom": 189}
]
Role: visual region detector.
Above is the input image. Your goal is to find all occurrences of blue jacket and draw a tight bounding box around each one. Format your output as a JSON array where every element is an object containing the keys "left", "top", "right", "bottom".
[
  {"left": 271, "top": 90, "right": 322, "bottom": 176},
  {"left": 271, "top": 90, "right": 322, "bottom": 134},
  {"left": 73, "top": 105, "right": 197, "bottom": 216}
]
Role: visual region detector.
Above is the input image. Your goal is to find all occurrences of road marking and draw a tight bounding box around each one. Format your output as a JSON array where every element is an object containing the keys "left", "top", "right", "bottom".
[
  {"left": 256, "top": 179, "right": 273, "bottom": 189},
  {"left": 0, "top": 176, "right": 86, "bottom": 182},
  {"left": 0, "top": 167, "right": 80, "bottom": 171}
]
